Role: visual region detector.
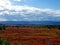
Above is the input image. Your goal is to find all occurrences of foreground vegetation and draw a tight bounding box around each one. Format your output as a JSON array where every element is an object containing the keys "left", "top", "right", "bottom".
[
  {"left": 0, "top": 24, "right": 60, "bottom": 45},
  {"left": 0, "top": 37, "right": 10, "bottom": 45}
]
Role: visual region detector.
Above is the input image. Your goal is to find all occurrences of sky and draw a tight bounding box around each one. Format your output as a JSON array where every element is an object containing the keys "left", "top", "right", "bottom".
[{"left": 0, "top": 0, "right": 60, "bottom": 21}]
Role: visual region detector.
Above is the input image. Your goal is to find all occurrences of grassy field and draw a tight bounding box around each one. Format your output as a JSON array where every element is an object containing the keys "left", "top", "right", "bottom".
[{"left": 0, "top": 25, "right": 60, "bottom": 45}]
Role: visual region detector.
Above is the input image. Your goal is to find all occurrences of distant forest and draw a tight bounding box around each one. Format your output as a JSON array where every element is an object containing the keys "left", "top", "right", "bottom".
[{"left": 0, "top": 24, "right": 60, "bottom": 30}]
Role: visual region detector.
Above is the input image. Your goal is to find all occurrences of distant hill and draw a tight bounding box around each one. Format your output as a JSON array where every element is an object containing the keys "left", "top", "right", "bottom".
[{"left": 0, "top": 21, "right": 60, "bottom": 26}]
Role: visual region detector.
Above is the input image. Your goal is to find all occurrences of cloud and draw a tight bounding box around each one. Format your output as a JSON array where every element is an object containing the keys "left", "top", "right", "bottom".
[
  {"left": 13, "top": 0, "right": 21, "bottom": 2},
  {"left": 0, "top": 0, "right": 60, "bottom": 21},
  {"left": 0, "top": 18, "right": 8, "bottom": 21},
  {"left": 0, "top": 0, "right": 11, "bottom": 8}
]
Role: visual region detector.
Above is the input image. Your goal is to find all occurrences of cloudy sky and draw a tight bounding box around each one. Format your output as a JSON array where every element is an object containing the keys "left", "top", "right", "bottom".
[{"left": 0, "top": 0, "right": 60, "bottom": 21}]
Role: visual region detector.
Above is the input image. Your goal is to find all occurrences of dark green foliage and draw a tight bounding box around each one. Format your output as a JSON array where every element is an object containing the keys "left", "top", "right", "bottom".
[
  {"left": 0, "top": 25, "right": 6, "bottom": 30},
  {"left": 0, "top": 37, "right": 11, "bottom": 45},
  {"left": 46, "top": 25, "right": 56, "bottom": 29},
  {"left": 58, "top": 25, "right": 60, "bottom": 30},
  {"left": 4, "top": 41, "right": 10, "bottom": 45},
  {"left": 0, "top": 37, "right": 3, "bottom": 45},
  {"left": 44, "top": 25, "right": 60, "bottom": 29}
]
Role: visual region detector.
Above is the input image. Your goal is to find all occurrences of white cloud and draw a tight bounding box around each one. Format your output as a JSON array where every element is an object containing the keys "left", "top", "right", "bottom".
[
  {"left": 0, "top": 0, "right": 60, "bottom": 21},
  {"left": 13, "top": 0, "right": 21, "bottom": 2},
  {"left": 12, "top": 19, "right": 18, "bottom": 21},
  {"left": 54, "top": 10, "right": 60, "bottom": 16},
  {"left": 0, "top": 0, "right": 11, "bottom": 9},
  {"left": 0, "top": 18, "right": 8, "bottom": 21}
]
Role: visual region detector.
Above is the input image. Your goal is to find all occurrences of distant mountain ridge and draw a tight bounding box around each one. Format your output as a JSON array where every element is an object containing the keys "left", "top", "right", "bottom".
[{"left": 0, "top": 21, "right": 60, "bottom": 26}]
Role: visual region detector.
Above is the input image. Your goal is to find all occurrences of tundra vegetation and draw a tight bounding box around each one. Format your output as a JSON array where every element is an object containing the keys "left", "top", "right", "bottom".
[
  {"left": 0, "top": 37, "right": 10, "bottom": 45},
  {"left": 0, "top": 24, "right": 60, "bottom": 45}
]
